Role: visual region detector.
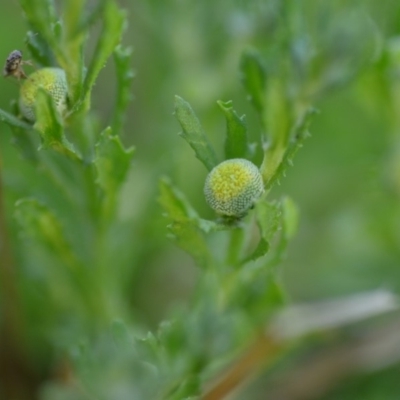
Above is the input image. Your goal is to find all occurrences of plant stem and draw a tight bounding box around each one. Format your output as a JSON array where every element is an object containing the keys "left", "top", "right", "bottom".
[{"left": 226, "top": 227, "right": 244, "bottom": 266}]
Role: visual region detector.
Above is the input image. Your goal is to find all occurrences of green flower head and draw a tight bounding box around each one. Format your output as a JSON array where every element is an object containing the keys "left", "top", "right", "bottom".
[
  {"left": 204, "top": 158, "right": 264, "bottom": 217},
  {"left": 19, "top": 67, "right": 68, "bottom": 121}
]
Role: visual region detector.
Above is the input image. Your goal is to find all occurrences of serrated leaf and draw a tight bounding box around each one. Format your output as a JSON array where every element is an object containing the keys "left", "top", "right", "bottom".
[
  {"left": 61, "top": 0, "right": 86, "bottom": 105},
  {"left": 14, "top": 198, "right": 78, "bottom": 269},
  {"left": 266, "top": 78, "right": 291, "bottom": 146},
  {"left": 174, "top": 96, "right": 219, "bottom": 171},
  {"left": 95, "top": 127, "right": 135, "bottom": 194},
  {"left": 112, "top": 45, "right": 135, "bottom": 136},
  {"left": 240, "top": 49, "right": 267, "bottom": 114},
  {"left": 256, "top": 200, "right": 281, "bottom": 245},
  {"left": 159, "top": 179, "right": 215, "bottom": 268},
  {"left": 243, "top": 239, "right": 270, "bottom": 264},
  {"left": 83, "top": 1, "right": 127, "bottom": 105},
  {"left": 242, "top": 200, "right": 281, "bottom": 263},
  {"left": 34, "top": 89, "right": 81, "bottom": 161},
  {"left": 217, "top": 100, "right": 248, "bottom": 160},
  {"left": 260, "top": 78, "right": 291, "bottom": 185},
  {"left": 265, "top": 107, "right": 316, "bottom": 191},
  {"left": 168, "top": 220, "right": 213, "bottom": 269},
  {"left": 20, "top": 0, "right": 67, "bottom": 68},
  {"left": 159, "top": 178, "right": 199, "bottom": 221}
]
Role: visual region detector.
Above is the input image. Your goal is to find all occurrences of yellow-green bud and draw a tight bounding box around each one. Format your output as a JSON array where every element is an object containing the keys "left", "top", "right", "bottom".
[
  {"left": 19, "top": 67, "right": 68, "bottom": 121},
  {"left": 204, "top": 158, "right": 264, "bottom": 217}
]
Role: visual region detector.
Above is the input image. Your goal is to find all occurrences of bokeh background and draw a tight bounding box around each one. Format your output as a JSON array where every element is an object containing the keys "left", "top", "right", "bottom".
[{"left": 1, "top": 0, "right": 400, "bottom": 398}]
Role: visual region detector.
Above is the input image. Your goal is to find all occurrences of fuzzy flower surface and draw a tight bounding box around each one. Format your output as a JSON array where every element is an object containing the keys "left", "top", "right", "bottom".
[
  {"left": 19, "top": 67, "right": 68, "bottom": 121},
  {"left": 204, "top": 158, "right": 264, "bottom": 217}
]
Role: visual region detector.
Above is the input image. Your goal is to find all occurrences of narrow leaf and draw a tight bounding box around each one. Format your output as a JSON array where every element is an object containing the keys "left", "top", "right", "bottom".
[
  {"left": 34, "top": 89, "right": 80, "bottom": 161},
  {"left": 159, "top": 178, "right": 199, "bottom": 221},
  {"left": 20, "top": 0, "right": 67, "bottom": 68},
  {"left": 95, "top": 127, "right": 135, "bottom": 194},
  {"left": 95, "top": 126, "right": 134, "bottom": 221},
  {"left": 0, "top": 108, "right": 32, "bottom": 130},
  {"left": 217, "top": 100, "right": 248, "bottom": 160},
  {"left": 260, "top": 78, "right": 291, "bottom": 186},
  {"left": 244, "top": 239, "right": 270, "bottom": 263},
  {"left": 159, "top": 179, "right": 215, "bottom": 269},
  {"left": 174, "top": 95, "right": 218, "bottom": 171},
  {"left": 264, "top": 107, "right": 316, "bottom": 191},
  {"left": 168, "top": 220, "right": 213, "bottom": 269},
  {"left": 83, "top": 1, "right": 126, "bottom": 103},
  {"left": 242, "top": 200, "right": 281, "bottom": 263},
  {"left": 60, "top": 0, "right": 87, "bottom": 105},
  {"left": 256, "top": 200, "right": 281, "bottom": 245},
  {"left": 72, "top": 0, "right": 107, "bottom": 37},
  {"left": 25, "top": 30, "right": 55, "bottom": 67},
  {"left": 240, "top": 49, "right": 267, "bottom": 114},
  {"left": 6, "top": 101, "right": 38, "bottom": 162},
  {"left": 112, "top": 45, "right": 135, "bottom": 136}
]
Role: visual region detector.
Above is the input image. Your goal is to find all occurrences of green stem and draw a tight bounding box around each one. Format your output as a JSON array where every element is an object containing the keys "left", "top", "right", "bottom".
[{"left": 226, "top": 227, "right": 245, "bottom": 266}]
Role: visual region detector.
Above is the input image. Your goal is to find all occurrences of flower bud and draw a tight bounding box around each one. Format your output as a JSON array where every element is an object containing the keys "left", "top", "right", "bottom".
[
  {"left": 204, "top": 158, "right": 264, "bottom": 217},
  {"left": 19, "top": 67, "right": 68, "bottom": 121}
]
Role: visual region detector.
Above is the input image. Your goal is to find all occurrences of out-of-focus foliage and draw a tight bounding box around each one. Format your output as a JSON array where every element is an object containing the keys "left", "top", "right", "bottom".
[{"left": 0, "top": 0, "right": 400, "bottom": 399}]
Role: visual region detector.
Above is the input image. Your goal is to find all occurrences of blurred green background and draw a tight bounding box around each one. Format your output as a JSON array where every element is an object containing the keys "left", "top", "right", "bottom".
[{"left": 1, "top": 0, "right": 400, "bottom": 398}]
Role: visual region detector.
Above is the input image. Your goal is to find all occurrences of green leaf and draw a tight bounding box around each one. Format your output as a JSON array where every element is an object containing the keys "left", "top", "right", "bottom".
[
  {"left": 264, "top": 107, "right": 316, "bottom": 191},
  {"left": 0, "top": 108, "right": 33, "bottom": 130},
  {"left": 0, "top": 98, "right": 40, "bottom": 161},
  {"left": 34, "top": 89, "right": 81, "bottom": 161},
  {"left": 95, "top": 127, "right": 134, "bottom": 220},
  {"left": 256, "top": 200, "right": 282, "bottom": 246},
  {"left": 168, "top": 220, "right": 213, "bottom": 269},
  {"left": 260, "top": 78, "right": 291, "bottom": 185},
  {"left": 25, "top": 30, "right": 55, "bottom": 67},
  {"left": 244, "top": 239, "right": 270, "bottom": 263},
  {"left": 217, "top": 100, "right": 248, "bottom": 160},
  {"left": 174, "top": 95, "right": 219, "bottom": 171},
  {"left": 242, "top": 200, "right": 281, "bottom": 263},
  {"left": 60, "top": 0, "right": 86, "bottom": 105},
  {"left": 72, "top": 0, "right": 108, "bottom": 37},
  {"left": 95, "top": 127, "right": 135, "bottom": 193},
  {"left": 251, "top": 276, "right": 287, "bottom": 317},
  {"left": 112, "top": 45, "right": 135, "bottom": 136},
  {"left": 240, "top": 49, "right": 267, "bottom": 115},
  {"left": 159, "top": 179, "right": 215, "bottom": 269},
  {"left": 20, "top": 0, "right": 67, "bottom": 68},
  {"left": 82, "top": 1, "right": 127, "bottom": 106},
  {"left": 19, "top": 0, "right": 57, "bottom": 36},
  {"left": 159, "top": 178, "right": 199, "bottom": 221},
  {"left": 14, "top": 198, "right": 79, "bottom": 270},
  {"left": 266, "top": 78, "right": 291, "bottom": 146}
]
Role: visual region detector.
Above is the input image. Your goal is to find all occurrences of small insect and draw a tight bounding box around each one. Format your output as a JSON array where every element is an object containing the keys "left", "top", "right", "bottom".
[{"left": 3, "top": 50, "right": 33, "bottom": 80}]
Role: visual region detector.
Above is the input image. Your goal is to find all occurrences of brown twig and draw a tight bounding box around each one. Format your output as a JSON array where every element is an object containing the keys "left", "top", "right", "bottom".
[{"left": 202, "top": 333, "right": 283, "bottom": 400}]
